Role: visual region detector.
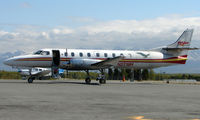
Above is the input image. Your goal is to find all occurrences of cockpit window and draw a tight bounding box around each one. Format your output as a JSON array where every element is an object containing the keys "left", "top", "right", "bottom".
[
  {"left": 34, "top": 50, "right": 43, "bottom": 55},
  {"left": 34, "top": 50, "right": 50, "bottom": 55}
]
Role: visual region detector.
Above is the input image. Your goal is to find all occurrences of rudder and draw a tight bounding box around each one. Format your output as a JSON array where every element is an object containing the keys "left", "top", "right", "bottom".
[{"left": 167, "top": 29, "right": 193, "bottom": 48}]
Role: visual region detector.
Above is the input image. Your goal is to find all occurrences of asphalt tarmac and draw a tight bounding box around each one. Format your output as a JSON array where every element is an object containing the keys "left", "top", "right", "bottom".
[{"left": 0, "top": 79, "right": 200, "bottom": 120}]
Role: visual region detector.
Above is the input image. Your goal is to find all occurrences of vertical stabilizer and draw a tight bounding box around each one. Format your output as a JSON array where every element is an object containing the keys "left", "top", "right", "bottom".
[
  {"left": 167, "top": 29, "right": 193, "bottom": 48},
  {"left": 161, "top": 29, "right": 195, "bottom": 64}
]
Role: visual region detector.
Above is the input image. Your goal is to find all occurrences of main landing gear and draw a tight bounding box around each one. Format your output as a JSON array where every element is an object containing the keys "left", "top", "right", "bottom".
[
  {"left": 96, "top": 69, "right": 106, "bottom": 84},
  {"left": 84, "top": 69, "right": 106, "bottom": 84}
]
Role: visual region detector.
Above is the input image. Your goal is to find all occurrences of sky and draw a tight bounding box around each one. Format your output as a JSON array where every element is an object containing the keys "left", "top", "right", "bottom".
[
  {"left": 1, "top": 0, "right": 200, "bottom": 53},
  {"left": 1, "top": 0, "right": 200, "bottom": 27}
]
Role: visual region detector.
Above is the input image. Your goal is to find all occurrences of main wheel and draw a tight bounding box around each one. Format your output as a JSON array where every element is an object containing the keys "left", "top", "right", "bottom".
[
  {"left": 28, "top": 77, "right": 33, "bottom": 83},
  {"left": 28, "top": 77, "right": 35, "bottom": 83},
  {"left": 99, "top": 79, "right": 106, "bottom": 84},
  {"left": 85, "top": 77, "right": 91, "bottom": 84}
]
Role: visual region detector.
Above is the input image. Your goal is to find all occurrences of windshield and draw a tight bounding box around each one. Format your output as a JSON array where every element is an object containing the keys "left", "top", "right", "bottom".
[
  {"left": 34, "top": 50, "right": 43, "bottom": 55},
  {"left": 34, "top": 50, "right": 50, "bottom": 55}
]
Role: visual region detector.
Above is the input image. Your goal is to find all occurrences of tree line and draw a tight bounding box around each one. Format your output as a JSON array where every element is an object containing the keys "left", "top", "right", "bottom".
[
  {"left": 1, "top": 69, "right": 200, "bottom": 81},
  {"left": 0, "top": 71, "right": 21, "bottom": 79},
  {"left": 63, "top": 68, "right": 200, "bottom": 81}
]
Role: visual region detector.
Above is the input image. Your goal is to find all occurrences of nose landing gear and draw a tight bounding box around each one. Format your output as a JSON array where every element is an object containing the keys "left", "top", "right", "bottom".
[{"left": 28, "top": 76, "right": 35, "bottom": 83}]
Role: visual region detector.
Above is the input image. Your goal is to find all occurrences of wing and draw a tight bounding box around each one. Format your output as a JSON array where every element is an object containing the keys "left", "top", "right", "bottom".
[{"left": 91, "top": 56, "right": 124, "bottom": 68}]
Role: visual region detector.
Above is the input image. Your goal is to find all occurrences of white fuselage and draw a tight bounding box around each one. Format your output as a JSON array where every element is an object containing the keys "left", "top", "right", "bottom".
[{"left": 4, "top": 48, "right": 187, "bottom": 70}]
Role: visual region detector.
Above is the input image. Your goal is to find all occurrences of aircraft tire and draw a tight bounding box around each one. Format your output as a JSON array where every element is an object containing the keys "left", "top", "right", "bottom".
[
  {"left": 28, "top": 77, "right": 34, "bottom": 83},
  {"left": 99, "top": 79, "right": 106, "bottom": 84},
  {"left": 85, "top": 77, "right": 91, "bottom": 84}
]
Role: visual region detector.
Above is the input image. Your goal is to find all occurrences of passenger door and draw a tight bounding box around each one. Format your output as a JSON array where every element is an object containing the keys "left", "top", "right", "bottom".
[{"left": 52, "top": 50, "right": 60, "bottom": 78}]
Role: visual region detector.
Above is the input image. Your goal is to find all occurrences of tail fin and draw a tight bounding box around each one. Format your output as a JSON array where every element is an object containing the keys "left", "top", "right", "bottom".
[
  {"left": 161, "top": 29, "right": 198, "bottom": 64},
  {"left": 167, "top": 29, "right": 193, "bottom": 48}
]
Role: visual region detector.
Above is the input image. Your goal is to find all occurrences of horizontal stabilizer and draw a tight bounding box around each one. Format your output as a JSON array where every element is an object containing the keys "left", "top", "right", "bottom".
[{"left": 91, "top": 56, "right": 124, "bottom": 68}]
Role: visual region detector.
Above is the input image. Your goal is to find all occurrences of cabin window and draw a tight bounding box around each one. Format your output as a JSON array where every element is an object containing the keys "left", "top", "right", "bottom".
[
  {"left": 120, "top": 53, "right": 123, "bottom": 56},
  {"left": 65, "top": 52, "right": 68, "bottom": 57},
  {"left": 87, "top": 53, "right": 91, "bottom": 57},
  {"left": 112, "top": 53, "right": 116, "bottom": 58},
  {"left": 71, "top": 52, "right": 75, "bottom": 57},
  {"left": 104, "top": 53, "right": 108, "bottom": 57},
  {"left": 96, "top": 53, "right": 100, "bottom": 57},
  {"left": 39, "top": 69, "right": 42, "bottom": 71},
  {"left": 79, "top": 52, "right": 83, "bottom": 57}
]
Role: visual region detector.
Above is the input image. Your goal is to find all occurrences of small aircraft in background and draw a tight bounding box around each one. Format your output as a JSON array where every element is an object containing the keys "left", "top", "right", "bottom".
[
  {"left": 4, "top": 29, "right": 198, "bottom": 84},
  {"left": 17, "top": 67, "right": 64, "bottom": 82},
  {"left": 18, "top": 67, "right": 51, "bottom": 81}
]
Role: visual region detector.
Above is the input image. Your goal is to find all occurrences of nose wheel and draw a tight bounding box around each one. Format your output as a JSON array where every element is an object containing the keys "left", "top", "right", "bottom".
[
  {"left": 28, "top": 77, "right": 35, "bottom": 83},
  {"left": 85, "top": 70, "right": 91, "bottom": 84},
  {"left": 85, "top": 77, "right": 91, "bottom": 84},
  {"left": 98, "top": 78, "right": 106, "bottom": 84}
]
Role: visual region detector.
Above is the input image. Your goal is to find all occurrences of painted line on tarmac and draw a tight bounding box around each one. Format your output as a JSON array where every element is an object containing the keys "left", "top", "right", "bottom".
[
  {"left": 126, "top": 116, "right": 200, "bottom": 120},
  {"left": 126, "top": 116, "right": 152, "bottom": 120}
]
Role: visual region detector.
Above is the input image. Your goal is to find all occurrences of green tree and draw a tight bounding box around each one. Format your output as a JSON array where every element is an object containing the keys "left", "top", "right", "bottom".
[
  {"left": 182, "top": 74, "right": 188, "bottom": 79},
  {"left": 113, "top": 68, "right": 119, "bottom": 80},
  {"left": 108, "top": 68, "right": 113, "bottom": 80},
  {"left": 134, "top": 69, "right": 142, "bottom": 80},
  {"left": 142, "top": 69, "right": 149, "bottom": 80},
  {"left": 125, "top": 69, "right": 132, "bottom": 80},
  {"left": 149, "top": 69, "right": 155, "bottom": 80}
]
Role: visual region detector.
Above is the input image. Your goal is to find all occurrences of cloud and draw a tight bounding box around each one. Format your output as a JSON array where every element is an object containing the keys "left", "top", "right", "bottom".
[
  {"left": 51, "top": 28, "right": 74, "bottom": 34},
  {"left": 1, "top": 16, "right": 200, "bottom": 54}
]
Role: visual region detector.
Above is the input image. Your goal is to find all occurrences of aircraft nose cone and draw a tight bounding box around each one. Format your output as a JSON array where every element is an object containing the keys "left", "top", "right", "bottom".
[
  {"left": 3, "top": 58, "right": 14, "bottom": 66},
  {"left": 4, "top": 59, "right": 11, "bottom": 65}
]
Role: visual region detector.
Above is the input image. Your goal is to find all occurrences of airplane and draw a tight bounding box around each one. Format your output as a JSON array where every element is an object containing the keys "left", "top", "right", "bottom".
[
  {"left": 17, "top": 67, "right": 51, "bottom": 81},
  {"left": 4, "top": 29, "right": 198, "bottom": 84}
]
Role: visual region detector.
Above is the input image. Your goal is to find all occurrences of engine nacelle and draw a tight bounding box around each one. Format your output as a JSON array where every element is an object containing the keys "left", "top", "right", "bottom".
[{"left": 69, "top": 59, "right": 101, "bottom": 67}]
